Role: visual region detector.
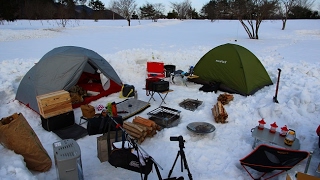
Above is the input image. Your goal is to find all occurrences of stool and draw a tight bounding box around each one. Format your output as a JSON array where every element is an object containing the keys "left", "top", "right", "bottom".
[{"left": 147, "top": 89, "right": 173, "bottom": 107}]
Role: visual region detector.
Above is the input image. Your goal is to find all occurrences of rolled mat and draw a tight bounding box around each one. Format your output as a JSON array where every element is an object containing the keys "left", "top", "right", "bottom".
[{"left": 0, "top": 113, "right": 52, "bottom": 172}]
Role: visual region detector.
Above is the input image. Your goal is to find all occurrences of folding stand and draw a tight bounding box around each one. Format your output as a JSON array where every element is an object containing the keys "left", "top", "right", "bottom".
[{"left": 147, "top": 90, "right": 173, "bottom": 107}]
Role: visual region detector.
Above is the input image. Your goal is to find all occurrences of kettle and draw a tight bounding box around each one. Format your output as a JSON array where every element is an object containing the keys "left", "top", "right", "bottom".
[{"left": 284, "top": 129, "right": 296, "bottom": 146}]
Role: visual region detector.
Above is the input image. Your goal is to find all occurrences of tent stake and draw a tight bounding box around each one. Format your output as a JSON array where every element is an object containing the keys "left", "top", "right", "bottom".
[{"left": 273, "top": 68, "right": 281, "bottom": 103}]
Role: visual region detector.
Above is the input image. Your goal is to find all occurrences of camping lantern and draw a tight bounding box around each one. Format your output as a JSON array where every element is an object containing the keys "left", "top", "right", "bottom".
[
  {"left": 269, "top": 122, "right": 278, "bottom": 133},
  {"left": 280, "top": 125, "right": 289, "bottom": 136},
  {"left": 258, "top": 119, "right": 266, "bottom": 130},
  {"left": 284, "top": 129, "right": 296, "bottom": 146}
]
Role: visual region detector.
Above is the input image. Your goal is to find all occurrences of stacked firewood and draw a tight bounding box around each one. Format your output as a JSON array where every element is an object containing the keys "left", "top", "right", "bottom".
[
  {"left": 212, "top": 101, "right": 229, "bottom": 123},
  {"left": 217, "top": 93, "right": 234, "bottom": 105},
  {"left": 123, "top": 116, "right": 161, "bottom": 144}
]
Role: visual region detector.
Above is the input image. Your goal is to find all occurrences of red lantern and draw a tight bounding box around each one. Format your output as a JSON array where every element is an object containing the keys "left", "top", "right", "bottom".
[
  {"left": 258, "top": 119, "right": 266, "bottom": 130},
  {"left": 270, "top": 122, "right": 278, "bottom": 133},
  {"left": 280, "top": 125, "right": 289, "bottom": 136}
]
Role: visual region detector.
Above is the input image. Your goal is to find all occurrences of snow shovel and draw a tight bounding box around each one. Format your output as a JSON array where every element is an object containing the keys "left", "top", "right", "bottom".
[{"left": 273, "top": 68, "right": 281, "bottom": 103}]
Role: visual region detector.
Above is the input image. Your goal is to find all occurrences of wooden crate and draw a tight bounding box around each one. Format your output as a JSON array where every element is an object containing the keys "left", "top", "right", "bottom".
[{"left": 36, "top": 90, "right": 72, "bottom": 118}]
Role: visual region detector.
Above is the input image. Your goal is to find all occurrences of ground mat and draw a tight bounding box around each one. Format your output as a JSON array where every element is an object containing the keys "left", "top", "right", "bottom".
[
  {"left": 116, "top": 98, "right": 151, "bottom": 120},
  {"left": 52, "top": 124, "right": 88, "bottom": 140}
]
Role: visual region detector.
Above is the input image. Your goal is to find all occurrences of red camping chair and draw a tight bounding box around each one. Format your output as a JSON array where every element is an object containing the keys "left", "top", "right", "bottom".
[
  {"left": 147, "top": 61, "right": 165, "bottom": 79},
  {"left": 239, "top": 144, "right": 309, "bottom": 180}
]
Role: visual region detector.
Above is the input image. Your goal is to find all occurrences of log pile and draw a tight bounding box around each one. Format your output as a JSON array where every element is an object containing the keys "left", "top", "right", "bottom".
[
  {"left": 123, "top": 116, "right": 161, "bottom": 144},
  {"left": 217, "top": 93, "right": 234, "bottom": 105},
  {"left": 212, "top": 101, "right": 228, "bottom": 123}
]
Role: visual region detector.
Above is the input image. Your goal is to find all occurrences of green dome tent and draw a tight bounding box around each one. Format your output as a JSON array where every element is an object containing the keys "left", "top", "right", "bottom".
[{"left": 193, "top": 43, "right": 272, "bottom": 96}]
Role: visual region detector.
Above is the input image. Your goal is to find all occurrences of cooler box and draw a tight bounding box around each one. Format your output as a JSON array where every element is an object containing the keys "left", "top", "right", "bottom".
[{"left": 53, "top": 139, "right": 83, "bottom": 180}]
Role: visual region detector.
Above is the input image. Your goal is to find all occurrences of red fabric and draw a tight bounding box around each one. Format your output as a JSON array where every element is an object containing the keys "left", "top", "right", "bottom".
[
  {"left": 72, "top": 79, "right": 122, "bottom": 109},
  {"left": 316, "top": 125, "right": 320, "bottom": 136}
]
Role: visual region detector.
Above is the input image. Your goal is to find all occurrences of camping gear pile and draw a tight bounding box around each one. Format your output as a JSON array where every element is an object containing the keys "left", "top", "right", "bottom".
[
  {"left": 0, "top": 113, "right": 52, "bottom": 172},
  {"left": 12, "top": 44, "right": 318, "bottom": 180}
]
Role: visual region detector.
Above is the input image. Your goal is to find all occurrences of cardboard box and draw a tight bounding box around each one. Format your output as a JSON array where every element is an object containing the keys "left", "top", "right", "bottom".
[{"left": 36, "top": 90, "right": 72, "bottom": 118}]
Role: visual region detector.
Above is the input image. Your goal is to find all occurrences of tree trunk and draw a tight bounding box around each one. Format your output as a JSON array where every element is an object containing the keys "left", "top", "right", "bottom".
[{"left": 281, "top": 18, "right": 287, "bottom": 30}]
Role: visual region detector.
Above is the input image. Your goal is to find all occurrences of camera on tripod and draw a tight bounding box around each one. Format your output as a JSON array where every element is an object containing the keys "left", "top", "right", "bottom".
[
  {"left": 168, "top": 135, "right": 192, "bottom": 180},
  {"left": 170, "top": 136, "right": 184, "bottom": 142}
]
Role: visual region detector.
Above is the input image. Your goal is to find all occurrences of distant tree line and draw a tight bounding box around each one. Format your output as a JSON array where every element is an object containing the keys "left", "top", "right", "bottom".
[
  {"left": 1, "top": 0, "right": 318, "bottom": 22},
  {"left": 0, "top": 0, "right": 318, "bottom": 38}
]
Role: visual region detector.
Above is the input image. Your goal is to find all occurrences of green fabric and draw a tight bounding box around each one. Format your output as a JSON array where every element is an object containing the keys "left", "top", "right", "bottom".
[{"left": 194, "top": 43, "right": 272, "bottom": 95}]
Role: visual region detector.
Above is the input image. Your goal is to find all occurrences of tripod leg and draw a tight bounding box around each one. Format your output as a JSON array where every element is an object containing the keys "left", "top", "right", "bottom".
[
  {"left": 168, "top": 151, "right": 180, "bottom": 178},
  {"left": 180, "top": 150, "right": 193, "bottom": 180}
]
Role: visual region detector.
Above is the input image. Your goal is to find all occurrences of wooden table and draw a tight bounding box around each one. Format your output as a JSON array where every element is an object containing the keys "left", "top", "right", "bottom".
[{"left": 251, "top": 126, "right": 300, "bottom": 150}]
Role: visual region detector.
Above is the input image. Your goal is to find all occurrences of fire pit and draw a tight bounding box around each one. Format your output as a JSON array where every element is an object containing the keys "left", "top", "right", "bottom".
[{"left": 147, "top": 106, "right": 181, "bottom": 128}]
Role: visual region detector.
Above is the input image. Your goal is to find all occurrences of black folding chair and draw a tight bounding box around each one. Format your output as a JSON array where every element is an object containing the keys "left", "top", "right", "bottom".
[{"left": 239, "top": 144, "right": 309, "bottom": 180}]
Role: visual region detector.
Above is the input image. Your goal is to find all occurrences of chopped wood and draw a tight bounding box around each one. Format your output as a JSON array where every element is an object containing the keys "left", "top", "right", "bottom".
[
  {"left": 123, "top": 121, "right": 144, "bottom": 133},
  {"left": 125, "top": 129, "right": 142, "bottom": 139},
  {"left": 133, "top": 116, "right": 156, "bottom": 128},
  {"left": 217, "top": 93, "right": 234, "bottom": 105},
  {"left": 123, "top": 123, "right": 143, "bottom": 136},
  {"left": 212, "top": 101, "right": 228, "bottom": 123}
]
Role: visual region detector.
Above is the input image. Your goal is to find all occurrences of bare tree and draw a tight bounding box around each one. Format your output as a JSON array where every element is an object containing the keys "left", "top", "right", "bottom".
[
  {"left": 171, "top": 0, "right": 192, "bottom": 19},
  {"left": 277, "top": 0, "right": 295, "bottom": 30},
  {"left": 110, "top": 0, "right": 137, "bottom": 26},
  {"left": 153, "top": 3, "right": 165, "bottom": 21},
  {"left": 232, "top": 0, "right": 278, "bottom": 39}
]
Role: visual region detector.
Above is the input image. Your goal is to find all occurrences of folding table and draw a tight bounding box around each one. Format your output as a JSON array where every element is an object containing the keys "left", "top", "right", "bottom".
[
  {"left": 147, "top": 89, "right": 173, "bottom": 107},
  {"left": 251, "top": 126, "right": 300, "bottom": 150}
]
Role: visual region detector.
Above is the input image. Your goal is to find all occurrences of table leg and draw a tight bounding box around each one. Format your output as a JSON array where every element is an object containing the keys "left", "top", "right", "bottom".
[
  {"left": 252, "top": 138, "right": 257, "bottom": 149},
  {"left": 159, "top": 92, "right": 169, "bottom": 106}
]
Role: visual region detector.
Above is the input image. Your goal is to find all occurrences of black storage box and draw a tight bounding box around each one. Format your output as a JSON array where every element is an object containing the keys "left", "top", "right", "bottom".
[
  {"left": 152, "top": 81, "right": 169, "bottom": 92},
  {"left": 146, "top": 77, "right": 160, "bottom": 91},
  {"left": 147, "top": 106, "right": 181, "bottom": 128},
  {"left": 41, "top": 111, "right": 75, "bottom": 131}
]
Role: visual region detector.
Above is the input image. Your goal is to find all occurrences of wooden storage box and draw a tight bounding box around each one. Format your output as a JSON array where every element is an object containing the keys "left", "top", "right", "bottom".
[{"left": 36, "top": 90, "right": 73, "bottom": 119}]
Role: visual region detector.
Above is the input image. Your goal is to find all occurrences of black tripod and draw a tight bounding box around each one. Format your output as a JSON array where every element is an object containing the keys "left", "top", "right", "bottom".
[{"left": 168, "top": 136, "right": 193, "bottom": 180}]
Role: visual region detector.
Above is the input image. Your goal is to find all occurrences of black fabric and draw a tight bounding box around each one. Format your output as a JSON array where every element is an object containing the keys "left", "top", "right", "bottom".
[
  {"left": 240, "top": 144, "right": 309, "bottom": 174},
  {"left": 86, "top": 115, "right": 123, "bottom": 135},
  {"left": 53, "top": 124, "right": 88, "bottom": 140},
  {"left": 199, "top": 82, "right": 220, "bottom": 93},
  {"left": 108, "top": 148, "right": 153, "bottom": 175},
  {"left": 41, "top": 111, "right": 75, "bottom": 131}
]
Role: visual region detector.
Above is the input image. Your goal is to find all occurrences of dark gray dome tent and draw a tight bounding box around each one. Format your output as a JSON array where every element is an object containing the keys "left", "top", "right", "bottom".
[{"left": 16, "top": 46, "right": 122, "bottom": 113}]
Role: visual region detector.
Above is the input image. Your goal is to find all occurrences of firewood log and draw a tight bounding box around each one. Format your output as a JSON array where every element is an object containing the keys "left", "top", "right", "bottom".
[
  {"left": 133, "top": 116, "right": 156, "bottom": 127},
  {"left": 123, "top": 121, "right": 144, "bottom": 133},
  {"left": 125, "top": 129, "right": 142, "bottom": 139},
  {"left": 217, "top": 93, "right": 234, "bottom": 105},
  {"left": 212, "top": 101, "right": 228, "bottom": 123}
]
